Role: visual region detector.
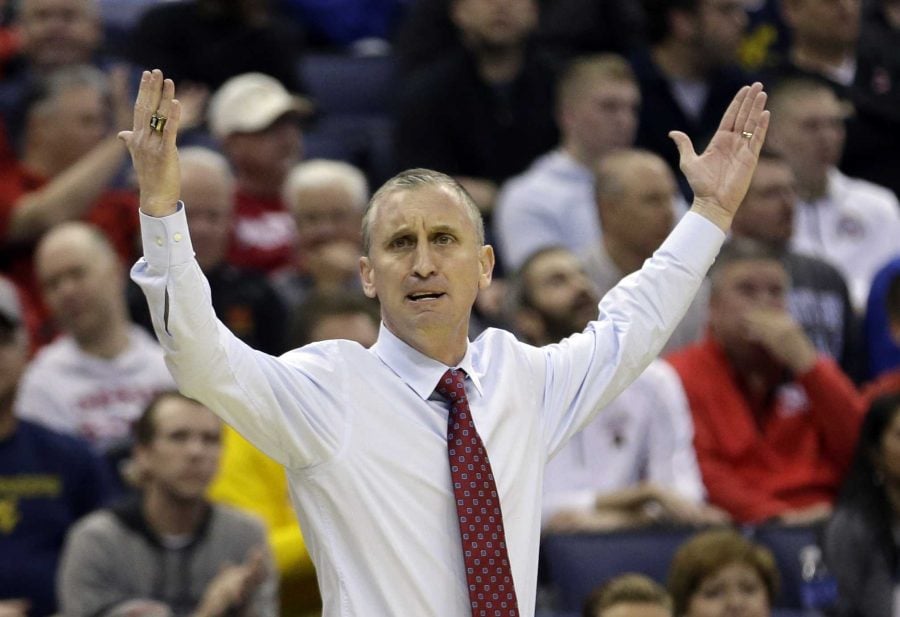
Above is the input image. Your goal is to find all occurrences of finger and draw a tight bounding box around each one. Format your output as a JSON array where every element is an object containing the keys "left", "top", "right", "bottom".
[
  {"left": 668, "top": 130, "right": 696, "bottom": 168},
  {"left": 133, "top": 70, "right": 153, "bottom": 132},
  {"left": 154, "top": 78, "right": 176, "bottom": 123},
  {"left": 718, "top": 84, "right": 749, "bottom": 132},
  {"left": 162, "top": 99, "right": 181, "bottom": 148},
  {"left": 147, "top": 69, "right": 165, "bottom": 118},
  {"left": 733, "top": 82, "right": 763, "bottom": 135},
  {"left": 749, "top": 109, "right": 770, "bottom": 156}
]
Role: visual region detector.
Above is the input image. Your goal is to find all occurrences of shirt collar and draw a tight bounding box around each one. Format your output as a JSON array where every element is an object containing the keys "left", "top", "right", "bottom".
[{"left": 370, "top": 323, "right": 484, "bottom": 400}]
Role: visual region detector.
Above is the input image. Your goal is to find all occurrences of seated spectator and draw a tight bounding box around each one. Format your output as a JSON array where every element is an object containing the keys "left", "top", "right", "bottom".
[
  {"left": 278, "top": 0, "right": 407, "bottom": 53},
  {"left": 393, "top": 0, "right": 559, "bottom": 219},
  {"left": 0, "top": 276, "right": 111, "bottom": 617},
  {"left": 863, "top": 268, "right": 900, "bottom": 400},
  {"left": 0, "top": 63, "right": 137, "bottom": 336},
  {"left": 582, "top": 149, "right": 704, "bottom": 355},
  {"left": 128, "top": 147, "right": 288, "bottom": 355},
  {"left": 16, "top": 223, "right": 173, "bottom": 455},
  {"left": 208, "top": 290, "right": 378, "bottom": 616},
  {"left": 128, "top": 0, "right": 307, "bottom": 93},
  {"left": 583, "top": 573, "right": 674, "bottom": 617},
  {"left": 666, "top": 238, "right": 866, "bottom": 524},
  {"left": 511, "top": 247, "right": 725, "bottom": 532},
  {"left": 270, "top": 159, "right": 368, "bottom": 314},
  {"left": 632, "top": 0, "right": 750, "bottom": 199},
  {"left": 494, "top": 53, "right": 640, "bottom": 270},
  {"left": 731, "top": 150, "right": 862, "bottom": 379},
  {"left": 668, "top": 529, "right": 778, "bottom": 617},
  {"left": 767, "top": 78, "right": 900, "bottom": 310},
  {"left": 824, "top": 392, "right": 900, "bottom": 617},
  {"left": 208, "top": 72, "right": 308, "bottom": 274},
  {"left": 58, "top": 391, "right": 278, "bottom": 617}
]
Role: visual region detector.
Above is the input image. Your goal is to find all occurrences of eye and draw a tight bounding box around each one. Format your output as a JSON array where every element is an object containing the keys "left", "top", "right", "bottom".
[
  {"left": 389, "top": 236, "right": 414, "bottom": 250},
  {"left": 434, "top": 233, "right": 455, "bottom": 245}
]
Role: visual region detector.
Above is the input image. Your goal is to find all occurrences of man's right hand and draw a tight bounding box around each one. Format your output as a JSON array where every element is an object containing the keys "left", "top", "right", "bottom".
[
  {"left": 194, "top": 548, "right": 267, "bottom": 617},
  {"left": 118, "top": 69, "right": 182, "bottom": 218}
]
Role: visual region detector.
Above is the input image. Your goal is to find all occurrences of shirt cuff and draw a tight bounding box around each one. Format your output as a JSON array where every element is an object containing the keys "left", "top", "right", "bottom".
[
  {"left": 139, "top": 202, "right": 196, "bottom": 268},
  {"left": 661, "top": 211, "right": 727, "bottom": 276}
]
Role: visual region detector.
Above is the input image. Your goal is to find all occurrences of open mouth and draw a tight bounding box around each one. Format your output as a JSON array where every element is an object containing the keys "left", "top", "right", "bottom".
[{"left": 407, "top": 292, "right": 446, "bottom": 302}]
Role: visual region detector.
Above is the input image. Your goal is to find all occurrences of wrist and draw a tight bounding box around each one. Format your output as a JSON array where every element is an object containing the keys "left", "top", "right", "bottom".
[{"left": 689, "top": 198, "right": 732, "bottom": 233}]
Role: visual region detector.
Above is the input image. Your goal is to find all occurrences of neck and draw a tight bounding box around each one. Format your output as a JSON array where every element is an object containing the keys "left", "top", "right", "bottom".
[
  {"left": 235, "top": 171, "right": 286, "bottom": 199},
  {"left": 796, "top": 172, "right": 830, "bottom": 202},
  {"left": 652, "top": 42, "right": 705, "bottom": 81},
  {"left": 791, "top": 41, "right": 852, "bottom": 75},
  {"left": 474, "top": 46, "right": 525, "bottom": 84},
  {"left": 142, "top": 486, "right": 207, "bottom": 536},
  {"left": 0, "top": 405, "right": 17, "bottom": 440},
  {"left": 389, "top": 321, "right": 468, "bottom": 366},
  {"left": 603, "top": 235, "right": 647, "bottom": 276},
  {"left": 77, "top": 317, "right": 131, "bottom": 359},
  {"left": 563, "top": 140, "right": 613, "bottom": 169}
]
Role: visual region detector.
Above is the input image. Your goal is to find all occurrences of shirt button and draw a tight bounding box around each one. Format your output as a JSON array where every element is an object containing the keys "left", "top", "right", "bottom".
[
  {"left": 173, "top": 232, "right": 183, "bottom": 243},
  {"left": 155, "top": 237, "right": 163, "bottom": 247}
]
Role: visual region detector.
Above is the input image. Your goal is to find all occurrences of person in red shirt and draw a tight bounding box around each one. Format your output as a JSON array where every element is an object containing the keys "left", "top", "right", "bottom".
[{"left": 666, "top": 237, "right": 866, "bottom": 525}]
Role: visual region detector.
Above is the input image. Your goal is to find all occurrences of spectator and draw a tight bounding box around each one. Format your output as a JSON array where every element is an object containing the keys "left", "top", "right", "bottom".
[
  {"left": 0, "top": 64, "right": 136, "bottom": 336},
  {"left": 208, "top": 72, "right": 309, "bottom": 274},
  {"left": 767, "top": 78, "right": 900, "bottom": 310},
  {"left": 666, "top": 238, "right": 866, "bottom": 524},
  {"left": 582, "top": 149, "right": 705, "bottom": 355},
  {"left": 278, "top": 0, "right": 407, "bottom": 53},
  {"left": 494, "top": 54, "right": 640, "bottom": 270},
  {"left": 128, "top": 0, "right": 307, "bottom": 93},
  {"left": 825, "top": 392, "right": 900, "bottom": 617},
  {"left": 731, "top": 150, "right": 862, "bottom": 379},
  {"left": 0, "top": 276, "right": 111, "bottom": 617},
  {"left": 511, "top": 246, "right": 725, "bottom": 532},
  {"left": 393, "top": 0, "right": 559, "bottom": 218},
  {"left": 667, "top": 528, "right": 777, "bottom": 617},
  {"left": 58, "top": 391, "right": 278, "bottom": 617},
  {"left": 128, "top": 147, "right": 288, "bottom": 355},
  {"left": 583, "top": 573, "right": 674, "bottom": 617},
  {"left": 271, "top": 159, "right": 368, "bottom": 314},
  {"left": 16, "top": 223, "right": 173, "bottom": 455},
  {"left": 208, "top": 289, "right": 378, "bottom": 616},
  {"left": 632, "top": 0, "right": 750, "bottom": 199},
  {"left": 863, "top": 266, "right": 900, "bottom": 400}
]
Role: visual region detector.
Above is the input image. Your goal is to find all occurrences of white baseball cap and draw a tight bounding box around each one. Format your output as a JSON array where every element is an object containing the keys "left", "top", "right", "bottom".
[{"left": 208, "top": 72, "right": 312, "bottom": 140}]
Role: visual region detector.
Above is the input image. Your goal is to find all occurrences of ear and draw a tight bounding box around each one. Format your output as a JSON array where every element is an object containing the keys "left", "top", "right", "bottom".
[
  {"left": 478, "top": 245, "right": 495, "bottom": 290},
  {"left": 359, "top": 255, "right": 377, "bottom": 299}
]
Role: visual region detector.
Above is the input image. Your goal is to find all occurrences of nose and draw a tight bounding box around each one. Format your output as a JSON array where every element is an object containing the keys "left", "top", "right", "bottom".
[{"left": 412, "top": 242, "right": 437, "bottom": 278}]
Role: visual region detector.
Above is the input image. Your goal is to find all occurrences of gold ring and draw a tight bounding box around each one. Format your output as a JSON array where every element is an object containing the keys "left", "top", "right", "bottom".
[
  {"left": 741, "top": 131, "right": 753, "bottom": 139},
  {"left": 149, "top": 113, "right": 167, "bottom": 133}
]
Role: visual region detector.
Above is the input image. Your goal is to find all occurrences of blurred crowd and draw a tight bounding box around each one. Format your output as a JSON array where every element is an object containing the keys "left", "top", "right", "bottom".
[{"left": 1, "top": 0, "right": 900, "bottom": 616}]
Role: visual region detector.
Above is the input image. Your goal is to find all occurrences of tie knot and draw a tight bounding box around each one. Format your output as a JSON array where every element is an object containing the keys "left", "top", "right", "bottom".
[{"left": 435, "top": 368, "right": 467, "bottom": 402}]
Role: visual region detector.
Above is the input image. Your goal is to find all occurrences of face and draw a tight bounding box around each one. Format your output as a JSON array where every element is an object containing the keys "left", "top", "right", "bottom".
[
  {"left": 136, "top": 398, "right": 222, "bottom": 501},
  {"left": 19, "top": 0, "right": 100, "bottom": 70},
  {"left": 769, "top": 91, "right": 846, "bottom": 188},
  {"left": 310, "top": 313, "right": 379, "bottom": 347},
  {"left": 37, "top": 229, "right": 121, "bottom": 344},
  {"left": 694, "top": 0, "right": 748, "bottom": 63},
  {"left": 225, "top": 116, "right": 302, "bottom": 187},
  {"left": 732, "top": 159, "right": 797, "bottom": 247},
  {"left": 564, "top": 79, "right": 640, "bottom": 161},
  {"left": 359, "top": 185, "right": 494, "bottom": 355},
  {"left": 601, "top": 602, "right": 672, "bottom": 617},
  {"left": 523, "top": 250, "right": 598, "bottom": 342},
  {"left": 784, "top": 0, "right": 860, "bottom": 49},
  {"left": 35, "top": 84, "right": 108, "bottom": 170},
  {"left": 686, "top": 562, "right": 770, "bottom": 617},
  {"left": 709, "top": 259, "right": 789, "bottom": 352},
  {"left": 451, "top": 0, "right": 538, "bottom": 51},
  {"left": 292, "top": 183, "right": 363, "bottom": 257},
  {"left": 602, "top": 157, "right": 677, "bottom": 259},
  {"left": 182, "top": 166, "right": 234, "bottom": 271},
  {"left": 877, "top": 406, "right": 900, "bottom": 484}
]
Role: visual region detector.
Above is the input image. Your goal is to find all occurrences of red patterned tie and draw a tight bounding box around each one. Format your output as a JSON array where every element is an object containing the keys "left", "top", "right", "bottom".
[{"left": 436, "top": 368, "right": 519, "bottom": 617}]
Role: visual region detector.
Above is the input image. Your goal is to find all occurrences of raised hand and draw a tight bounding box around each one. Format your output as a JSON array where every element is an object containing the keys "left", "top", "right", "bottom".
[
  {"left": 669, "top": 82, "right": 770, "bottom": 232},
  {"left": 118, "top": 69, "right": 182, "bottom": 217}
]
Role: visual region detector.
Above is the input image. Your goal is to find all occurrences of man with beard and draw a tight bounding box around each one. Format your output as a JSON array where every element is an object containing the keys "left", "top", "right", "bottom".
[
  {"left": 666, "top": 237, "right": 866, "bottom": 525},
  {"left": 513, "top": 247, "right": 727, "bottom": 532}
]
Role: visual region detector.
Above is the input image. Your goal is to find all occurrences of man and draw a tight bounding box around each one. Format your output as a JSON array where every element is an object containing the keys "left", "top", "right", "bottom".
[
  {"left": 633, "top": 0, "right": 750, "bottom": 198},
  {"left": 0, "top": 64, "right": 135, "bottom": 333},
  {"left": 128, "top": 147, "right": 288, "bottom": 355},
  {"left": 582, "top": 149, "right": 705, "bottom": 354},
  {"left": 207, "top": 72, "right": 307, "bottom": 273},
  {"left": 494, "top": 54, "right": 641, "bottom": 270},
  {"left": 512, "top": 247, "right": 725, "bottom": 532},
  {"left": 863, "top": 262, "right": 900, "bottom": 399},
  {"left": 16, "top": 223, "right": 173, "bottom": 454},
  {"left": 58, "top": 391, "right": 277, "bottom": 617},
  {"left": 123, "top": 69, "right": 768, "bottom": 616},
  {"left": 766, "top": 78, "right": 900, "bottom": 310},
  {"left": 394, "top": 0, "right": 558, "bottom": 216},
  {"left": 583, "top": 574, "right": 674, "bottom": 617},
  {"left": 0, "top": 276, "right": 110, "bottom": 617},
  {"left": 666, "top": 238, "right": 866, "bottom": 524},
  {"left": 271, "top": 159, "right": 368, "bottom": 314},
  {"left": 731, "top": 150, "right": 862, "bottom": 378}
]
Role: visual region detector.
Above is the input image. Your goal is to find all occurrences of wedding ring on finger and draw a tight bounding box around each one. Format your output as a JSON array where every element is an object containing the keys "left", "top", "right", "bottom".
[
  {"left": 149, "top": 112, "right": 167, "bottom": 133},
  {"left": 741, "top": 131, "right": 753, "bottom": 140}
]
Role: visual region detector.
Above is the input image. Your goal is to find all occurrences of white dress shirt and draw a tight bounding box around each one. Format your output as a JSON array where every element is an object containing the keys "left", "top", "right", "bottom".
[
  {"left": 542, "top": 359, "right": 705, "bottom": 524},
  {"left": 131, "top": 205, "right": 724, "bottom": 617}
]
